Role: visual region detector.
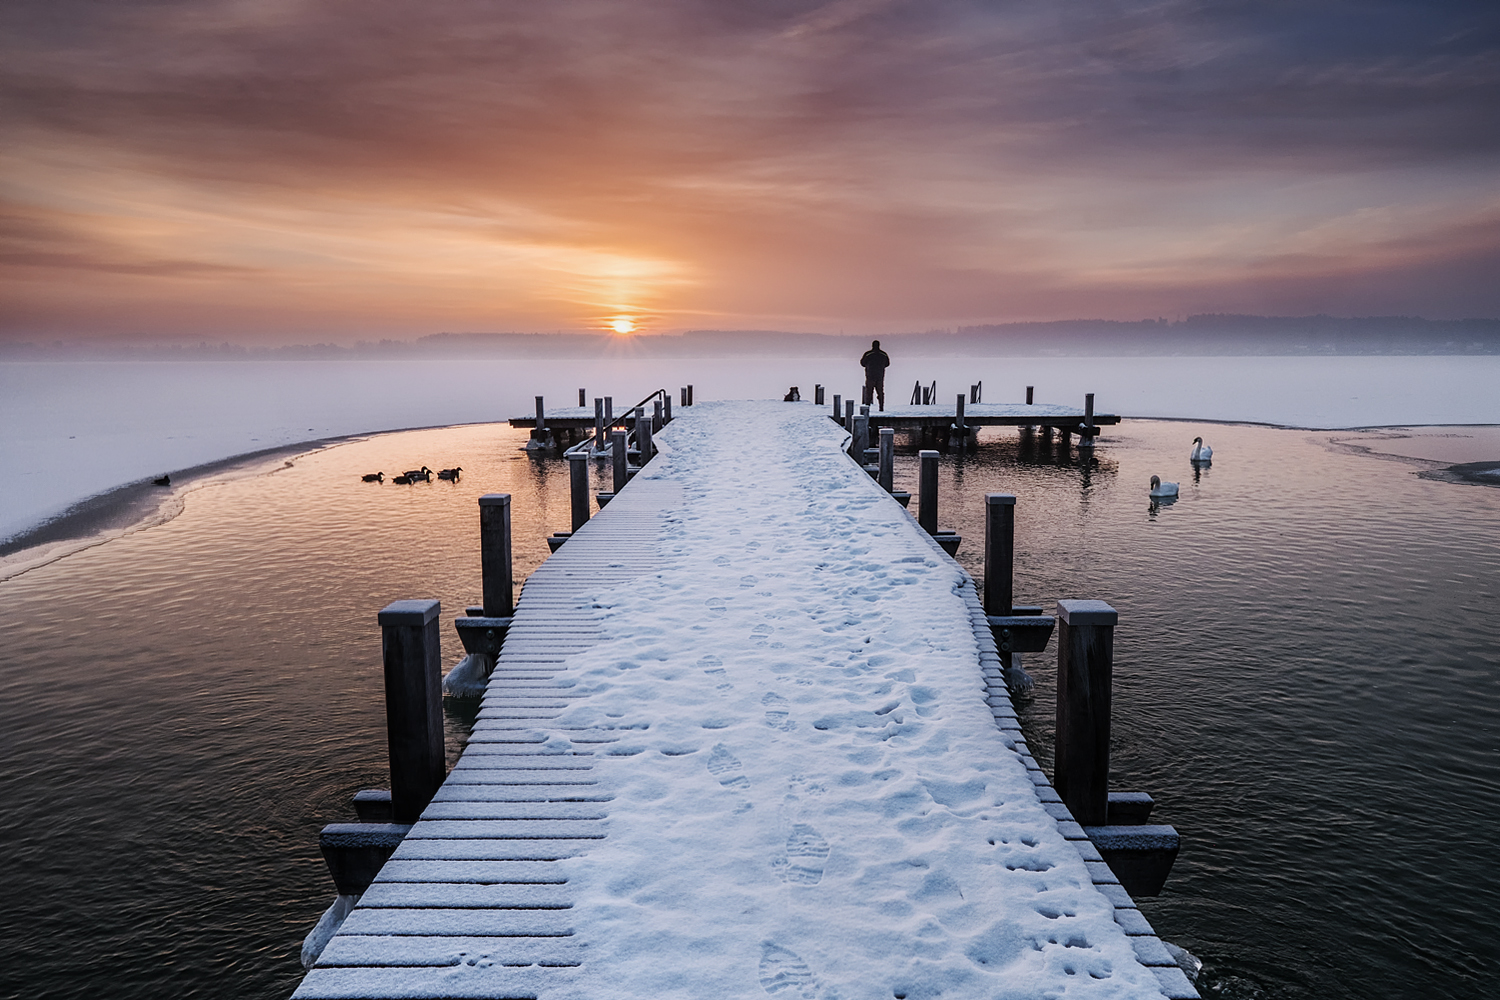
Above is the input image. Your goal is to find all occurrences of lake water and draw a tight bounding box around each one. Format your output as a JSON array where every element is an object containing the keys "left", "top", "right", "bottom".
[{"left": 0, "top": 406, "right": 1497, "bottom": 998}]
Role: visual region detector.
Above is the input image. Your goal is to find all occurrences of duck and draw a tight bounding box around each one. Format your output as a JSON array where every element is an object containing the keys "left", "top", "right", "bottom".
[
  {"left": 402, "top": 466, "right": 432, "bottom": 482},
  {"left": 1190, "top": 437, "right": 1213, "bottom": 463},
  {"left": 437, "top": 467, "right": 462, "bottom": 481},
  {"left": 392, "top": 473, "right": 413, "bottom": 484},
  {"left": 152, "top": 474, "right": 171, "bottom": 487},
  {"left": 361, "top": 472, "right": 384, "bottom": 482},
  {"left": 1149, "top": 475, "right": 1179, "bottom": 498}
]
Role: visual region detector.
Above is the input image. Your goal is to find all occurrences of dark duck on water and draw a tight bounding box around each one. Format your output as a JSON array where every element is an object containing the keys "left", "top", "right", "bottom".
[
  {"left": 402, "top": 466, "right": 433, "bottom": 482},
  {"left": 361, "top": 472, "right": 384, "bottom": 482},
  {"left": 437, "top": 467, "right": 462, "bottom": 481}
]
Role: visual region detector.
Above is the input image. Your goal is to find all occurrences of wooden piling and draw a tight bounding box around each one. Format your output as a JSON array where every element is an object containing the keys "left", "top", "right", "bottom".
[
  {"left": 1054, "top": 600, "right": 1117, "bottom": 826},
  {"left": 686, "top": 384, "right": 694, "bottom": 406},
  {"left": 918, "top": 449, "right": 939, "bottom": 534},
  {"left": 534, "top": 396, "right": 545, "bottom": 429},
  {"left": 815, "top": 385, "right": 825, "bottom": 405},
  {"left": 663, "top": 394, "right": 672, "bottom": 423},
  {"left": 639, "top": 410, "right": 654, "bottom": 464},
  {"left": 593, "top": 398, "right": 604, "bottom": 448},
  {"left": 983, "top": 493, "right": 1015, "bottom": 615},
  {"left": 832, "top": 393, "right": 841, "bottom": 420},
  {"left": 853, "top": 411, "right": 869, "bottom": 459},
  {"left": 653, "top": 398, "right": 663, "bottom": 433},
  {"left": 578, "top": 388, "right": 586, "bottom": 407},
  {"left": 604, "top": 396, "right": 614, "bottom": 426},
  {"left": 479, "top": 494, "right": 514, "bottom": 618},
  {"left": 845, "top": 399, "right": 855, "bottom": 431},
  {"left": 680, "top": 387, "right": 688, "bottom": 407},
  {"left": 377, "top": 599, "right": 445, "bottom": 824},
  {"left": 612, "top": 430, "right": 628, "bottom": 491},
  {"left": 568, "top": 452, "right": 589, "bottom": 532},
  {"left": 955, "top": 394, "right": 967, "bottom": 446},
  {"left": 879, "top": 427, "right": 894, "bottom": 492},
  {"left": 1026, "top": 386, "right": 1034, "bottom": 405}
]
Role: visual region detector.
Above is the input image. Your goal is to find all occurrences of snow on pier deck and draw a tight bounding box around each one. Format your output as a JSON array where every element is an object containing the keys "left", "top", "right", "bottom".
[{"left": 295, "top": 401, "right": 1193, "bottom": 1000}]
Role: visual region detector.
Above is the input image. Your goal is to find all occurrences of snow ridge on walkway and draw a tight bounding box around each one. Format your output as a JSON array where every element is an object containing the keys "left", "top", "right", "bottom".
[{"left": 551, "top": 401, "right": 1168, "bottom": 1000}]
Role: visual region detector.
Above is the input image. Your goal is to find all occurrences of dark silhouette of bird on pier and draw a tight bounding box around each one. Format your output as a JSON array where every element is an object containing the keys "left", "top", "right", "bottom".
[{"left": 153, "top": 474, "right": 171, "bottom": 486}]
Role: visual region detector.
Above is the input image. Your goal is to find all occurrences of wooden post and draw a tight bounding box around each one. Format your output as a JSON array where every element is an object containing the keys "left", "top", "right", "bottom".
[
  {"left": 479, "top": 494, "right": 513, "bottom": 618},
  {"left": 832, "top": 393, "right": 841, "bottom": 420},
  {"left": 652, "top": 398, "right": 663, "bottom": 433},
  {"left": 955, "top": 394, "right": 966, "bottom": 446},
  {"left": 534, "top": 396, "right": 545, "bottom": 430},
  {"left": 663, "top": 394, "right": 672, "bottom": 423},
  {"left": 1026, "top": 386, "right": 1034, "bottom": 405},
  {"left": 1054, "top": 600, "right": 1117, "bottom": 826},
  {"left": 918, "top": 449, "right": 939, "bottom": 534},
  {"left": 612, "top": 430, "right": 628, "bottom": 490},
  {"left": 984, "top": 494, "right": 1015, "bottom": 615},
  {"left": 593, "top": 398, "right": 604, "bottom": 449},
  {"left": 578, "top": 388, "right": 586, "bottom": 407},
  {"left": 686, "top": 384, "right": 694, "bottom": 406},
  {"left": 680, "top": 387, "right": 688, "bottom": 407},
  {"left": 568, "top": 452, "right": 589, "bottom": 531},
  {"left": 879, "top": 427, "right": 894, "bottom": 492},
  {"left": 1084, "top": 392, "right": 1094, "bottom": 429},
  {"left": 815, "top": 385, "right": 825, "bottom": 405},
  {"left": 639, "top": 410, "right": 654, "bottom": 464},
  {"left": 845, "top": 398, "right": 855, "bottom": 431},
  {"left": 853, "top": 411, "right": 869, "bottom": 460},
  {"left": 377, "top": 599, "right": 445, "bottom": 824},
  {"left": 604, "top": 396, "right": 613, "bottom": 426}
]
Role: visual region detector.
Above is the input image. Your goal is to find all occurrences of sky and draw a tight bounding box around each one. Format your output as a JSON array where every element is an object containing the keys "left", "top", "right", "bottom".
[{"left": 2, "top": 0, "right": 1498, "bottom": 343}]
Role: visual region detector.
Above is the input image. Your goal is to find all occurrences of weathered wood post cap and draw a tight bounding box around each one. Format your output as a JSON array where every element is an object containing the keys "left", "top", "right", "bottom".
[
  {"left": 478, "top": 493, "right": 511, "bottom": 507},
  {"left": 986, "top": 493, "right": 1016, "bottom": 506},
  {"left": 1057, "top": 599, "right": 1117, "bottom": 626},
  {"left": 378, "top": 599, "right": 441, "bottom": 626},
  {"left": 919, "top": 449, "right": 939, "bottom": 458}
]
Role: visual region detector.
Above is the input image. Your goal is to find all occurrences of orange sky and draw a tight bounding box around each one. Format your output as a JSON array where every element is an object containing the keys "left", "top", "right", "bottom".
[{"left": 2, "top": 0, "right": 1498, "bottom": 342}]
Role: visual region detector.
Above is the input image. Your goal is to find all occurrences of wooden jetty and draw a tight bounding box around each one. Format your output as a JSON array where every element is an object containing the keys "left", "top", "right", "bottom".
[{"left": 295, "top": 401, "right": 1194, "bottom": 1000}]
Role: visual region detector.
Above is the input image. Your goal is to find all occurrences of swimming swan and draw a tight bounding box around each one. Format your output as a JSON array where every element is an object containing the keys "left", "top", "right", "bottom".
[
  {"left": 1190, "top": 437, "right": 1213, "bottom": 463},
  {"left": 1149, "top": 475, "right": 1179, "bottom": 498}
]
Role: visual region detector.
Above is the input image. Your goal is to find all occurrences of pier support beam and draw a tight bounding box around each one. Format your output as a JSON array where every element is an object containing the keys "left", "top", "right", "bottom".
[
  {"left": 1054, "top": 600, "right": 1116, "bottom": 826},
  {"left": 1079, "top": 393, "right": 1096, "bottom": 452},
  {"left": 639, "top": 409, "right": 654, "bottom": 464},
  {"left": 612, "top": 429, "right": 629, "bottom": 491},
  {"left": 378, "top": 599, "right": 446, "bottom": 824},
  {"left": 815, "top": 385, "right": 825, "bottom": 406},
  {"left": 878, "top": 427, "right": 894, "bottom": 492},
  {"left": 479, "top": 494, "right": 514, "bottom": 618},
  {"left": 918, "top": 450, "right": 939, "bottom": 534},
  {"left": 832, "top": 393, "right": 841, "bottom": 421},
  {"left": 984, "top": 494, "right": 1015, "bottom": 616},
  {"left": 593, "top": 398, "right": 605, "bottom": 450},
  {"left": 568, "top": 452, "right": 589, "bottom": 532}
]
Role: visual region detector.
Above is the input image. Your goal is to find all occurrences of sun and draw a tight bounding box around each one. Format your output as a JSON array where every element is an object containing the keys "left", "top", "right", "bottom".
[{"left": 610, "top": 317, "right": 637, "bottom": 335}]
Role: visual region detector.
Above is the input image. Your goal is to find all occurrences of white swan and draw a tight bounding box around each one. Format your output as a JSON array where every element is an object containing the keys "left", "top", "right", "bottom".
[
  {"left": 1190, "top": 436, "right": 1213, "bottom": 463},
  {"left": 1149, "top": 475, "right": 1179, "bottom": 498}
]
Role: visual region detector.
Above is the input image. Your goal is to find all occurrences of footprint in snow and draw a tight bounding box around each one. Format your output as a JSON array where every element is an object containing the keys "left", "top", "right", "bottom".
[
  {"left": 706, "top": 598, "right": 727, "bottom": 615},
  {"left": 706, "top": 744, "right": 749, "bottom": 789},
  {"left": 761, "top": 691, "right": 795, "bottom": 731},
  {"left": 773, "top": 823, "right": 829, "bottom": 885},
  {"left": 759, "top": 943, "right": 830, "bottom": 999},
  {"left": 699, "top": 653, "right": 733, "bottom": 692},
  {"left": 713, "top": 554, "right": 732, "bottom": 566}
]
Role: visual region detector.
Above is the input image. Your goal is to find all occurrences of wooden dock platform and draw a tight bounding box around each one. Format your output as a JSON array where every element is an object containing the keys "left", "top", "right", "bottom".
[{"left": 294, "top": 401, "right": 1194, "bottom": 1000}]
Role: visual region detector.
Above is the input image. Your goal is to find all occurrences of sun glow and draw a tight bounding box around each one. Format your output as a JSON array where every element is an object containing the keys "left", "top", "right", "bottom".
[{"left": 610, "top": 317, "right": 637, "bottom": 335}]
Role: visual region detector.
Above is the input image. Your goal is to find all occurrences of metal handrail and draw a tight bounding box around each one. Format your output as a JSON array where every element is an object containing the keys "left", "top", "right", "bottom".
[{"left": 565, "top": 387, "right": 669, "bottom": 456}]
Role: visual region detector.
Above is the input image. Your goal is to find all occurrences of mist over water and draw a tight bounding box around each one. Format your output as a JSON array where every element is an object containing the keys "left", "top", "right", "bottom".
[{"left": 4, "top": 354, "right": 1498, "bottom": 546}]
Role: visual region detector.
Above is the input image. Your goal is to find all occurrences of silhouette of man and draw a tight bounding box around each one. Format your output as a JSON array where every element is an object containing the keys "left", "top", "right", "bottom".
[{"left": 860, "top": 339, "right": 890, "bottom": 411}]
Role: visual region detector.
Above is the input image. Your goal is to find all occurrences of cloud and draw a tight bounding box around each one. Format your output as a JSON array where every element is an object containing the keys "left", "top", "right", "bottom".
[{"left": 2, "top": 0, "right": 1498, "bottom": 338}]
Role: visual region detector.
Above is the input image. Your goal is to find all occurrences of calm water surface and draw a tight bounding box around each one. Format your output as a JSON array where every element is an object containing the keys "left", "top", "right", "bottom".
[{"left": 1, "top": 418, "right": 1497, "bottom": 999}]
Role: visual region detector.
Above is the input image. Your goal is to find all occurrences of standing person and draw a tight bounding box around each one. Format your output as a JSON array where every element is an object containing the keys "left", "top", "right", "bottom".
[{"left": 860, "top": 339, "right": 890, "bottom": 411}]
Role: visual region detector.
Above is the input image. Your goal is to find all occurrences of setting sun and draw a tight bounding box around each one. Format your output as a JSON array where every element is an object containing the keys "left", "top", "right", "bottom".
[{"left": 610, "top": 318, "right": 636, "bottom": 335}]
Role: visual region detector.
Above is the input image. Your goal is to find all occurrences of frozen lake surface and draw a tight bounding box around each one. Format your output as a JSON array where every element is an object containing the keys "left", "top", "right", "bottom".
[{"left": 4, "top": 354, "right": 1498, "bottom": 547}]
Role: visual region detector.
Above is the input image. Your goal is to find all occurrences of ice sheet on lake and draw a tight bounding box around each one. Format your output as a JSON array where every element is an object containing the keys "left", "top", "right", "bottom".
[{"left": 539, "top": 401, "right": 1165, "bottom": 999}]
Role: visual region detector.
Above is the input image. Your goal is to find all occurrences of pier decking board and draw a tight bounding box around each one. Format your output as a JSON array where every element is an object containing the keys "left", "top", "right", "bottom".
[{"left": 296, "top": 405, "right": 1192, "bottom": 1000}]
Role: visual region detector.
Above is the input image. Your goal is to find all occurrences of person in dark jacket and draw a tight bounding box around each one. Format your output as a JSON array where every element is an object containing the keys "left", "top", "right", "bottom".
[{"left": 860, "top": 340, "right": 890, "bottom": 411}]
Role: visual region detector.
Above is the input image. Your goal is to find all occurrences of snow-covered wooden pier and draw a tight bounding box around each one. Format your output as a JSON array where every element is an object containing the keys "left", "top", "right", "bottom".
[{"left": 294, "top": 401, "right": 1195, "bottom": 1000}]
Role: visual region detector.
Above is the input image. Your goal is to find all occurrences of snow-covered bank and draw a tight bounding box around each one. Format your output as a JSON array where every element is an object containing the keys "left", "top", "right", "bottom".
[{"left": 549, "top": 402, "right": 1167, "bottom": 999}]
